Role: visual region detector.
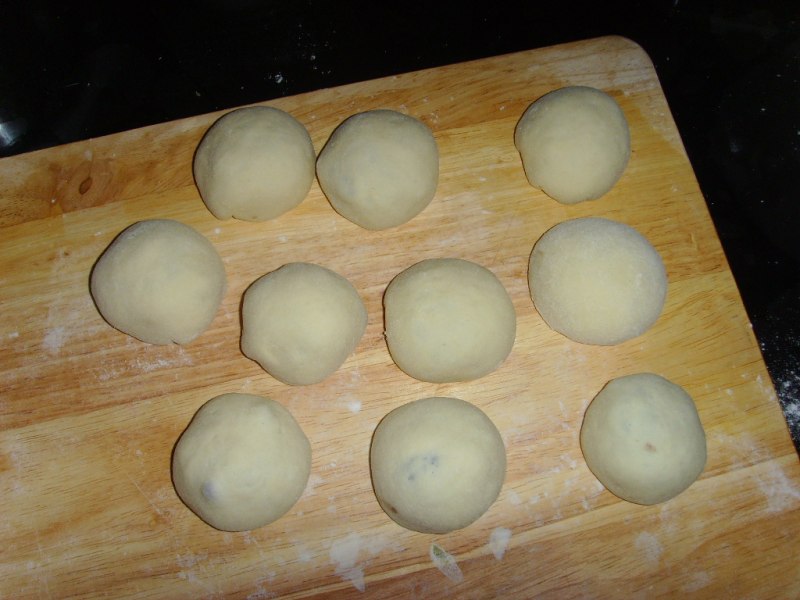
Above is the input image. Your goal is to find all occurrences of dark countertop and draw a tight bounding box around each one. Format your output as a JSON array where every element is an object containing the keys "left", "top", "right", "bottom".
[{"left": 2, "top": 1, "right": 798, "bottom": 450}]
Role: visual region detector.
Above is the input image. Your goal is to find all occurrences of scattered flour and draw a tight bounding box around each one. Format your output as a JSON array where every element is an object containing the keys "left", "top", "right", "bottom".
[
  {"left": 329, "top": 532, "right": 400, "bottom": 592},
  {"left": 634, "top": 532, "right": 663, "bottom": 566},
  {"left": 42, "top": 326, "right": 67, "bottom": 355},
  {"left": 756, "top": 465, "right": 800, "bottom": 513},
  {"left": 507, "top": 490, "right": 522, "bottom": 505},
  {"left": 682, "top": 571, "right": 712, "bottom": 593},
  {"left": 130, "top": 346, "right": 194, "bottom": 374},
  {"left": 776, "top": 370, "right": 800, "bottom": 444},
  {"left": 429, "top": 544, "right": 464, "bottom": 584},
  {"left": 330, "top": 533, "right": 366, "bottom": 592},
  {"left": 302, "top": 474, "right": 324, "bottom": 498},
  {"left": 489, "top": 527, "right": 512, "bottom": 560}
]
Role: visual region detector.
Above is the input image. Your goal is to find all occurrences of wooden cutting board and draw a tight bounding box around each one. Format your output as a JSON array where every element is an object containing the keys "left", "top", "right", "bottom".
[{"left": 1, "top": 36, "right": 798, "bottom": 599}]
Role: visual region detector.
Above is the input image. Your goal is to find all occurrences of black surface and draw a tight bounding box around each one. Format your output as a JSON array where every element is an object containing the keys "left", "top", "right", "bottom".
[{"left": 2, "top": 1, "right": 798, "bottom": 450}]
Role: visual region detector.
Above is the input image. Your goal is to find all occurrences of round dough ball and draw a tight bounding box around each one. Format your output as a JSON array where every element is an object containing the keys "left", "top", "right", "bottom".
[
  {"left": 193, "top": 106, "right": 315, "bottom": 221},
  {"left": 370, "top": 397, "right": 506, "bottom": 533},
  {"left": 90, "top": 219, "right": 226, "bottom": 345},
  {"left": 514, "top": 86, "right": 630, "bottom": 204},
  {"left": 316, "top": 109, "right": 438, "bottom": 230},
  {"left": 528, "top": 217, "right": 667, "bottom": 345},
  {"left": 241, "top": 262, "right": 367, "bottom": 385},
  {"left": 580, "top": 373, "right": 707, "bottom": 505},
  {"left": 384, "top": 258, "right": 516, "bottom": 383},
  {"left": 172, "top": 393, "right": 311, "bottom": 531}
]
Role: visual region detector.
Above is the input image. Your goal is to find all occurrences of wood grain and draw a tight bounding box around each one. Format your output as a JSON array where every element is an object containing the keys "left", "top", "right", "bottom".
[{"left": 1, "top": 36, "right": 798, "bottom": 599}]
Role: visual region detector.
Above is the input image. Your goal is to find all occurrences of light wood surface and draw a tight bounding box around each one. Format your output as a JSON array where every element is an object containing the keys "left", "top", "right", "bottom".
[{"left": 1, "top": 36, "right": 798, "bottom": 599}]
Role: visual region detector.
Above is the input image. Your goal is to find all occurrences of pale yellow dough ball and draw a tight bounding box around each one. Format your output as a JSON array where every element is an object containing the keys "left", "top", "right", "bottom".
[
  {"left": 515, "top": 86, "right": 630, "bottom": 204},
  {"left": 384, "top": 258, "right": 516, "bottom": 382},
  {"left": 193, "top": 106, "right": 315, "bottom": 221},
  {"left": 172, "top": 393, "right": 311, "bottom": 531},
  {"left": 528, "top": 217, "right": 667, "bottom": 345},
  {"left": 370, "top": 397, "right": 506, "bottom": 533},
  {"left": 90, "top": 219, "right": 226, "bottom": 345},
  {"left": 580, "top": 373, "right": 707, "bottom": 505},
  {"left": 316, "top": 109, "right": 438, "bottom": 230},
  {"left": 241, "top": 262, "right": 367, "bottom": 385}
]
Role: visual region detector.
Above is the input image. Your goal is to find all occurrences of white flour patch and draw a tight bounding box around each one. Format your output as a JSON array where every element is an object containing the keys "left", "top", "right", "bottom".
[
  {"left": 329, "top": 532, "right": 400, "bottom": 592},
  {"left": 295, "top": 543, "right": 314, "bottom": 563},
  {"left": 755, "top": 373, "right": 778, "bottom": 402},
  {"left": 7, "top": 331, "right": 19, "bottom": 339},
  {"left": 42, "top": 326, "right": 67, "bottom": 354},
  {"left": 489, "top": 527, "right": 512, "bottom": 560},
  {"left": 175, "top": 551, "right": 215, "bottom": 591},
  {"left": 783, "top": 399, "right": 800, "bottom": 436},
  {"left": 634, "top": 532, "right": 663, "bottom": 566},
  {"left": 247, "top": 574, "right": 278, "bottom": 600},
  {"left": 756, "top": 465, "right": 800, "bottom": 513},
  {"left": 176, "top": 551, "right": 207, "bottom": 569},
  {"left": 430, "top": 544, "right": 464, "bottom": 583},
  {"left": 507, "top": 490, "right": 522, "bottom": 505},
  {"left": 246, "top": 587, "right": 277, "bottom": 600},
  {"left": 131, "top": 346, "right": 193, "bottom": 373},
  {"left": 41, "top": 276, "right": 98, "bottom": 355},
  {"left": 682, "top": 571, "right": 712, "bottom": 592},
  {"left": 303, "top": 474, "right": 324, "bottom": 497},
  {"left": 712, "top": 432, "right": 772, "bottom": 467},
  {"left": 776, "top": 368, "right": 800, "bottom": 438},
  {"left": 560, "top": 453, "right": 578, "bottom": 470}
]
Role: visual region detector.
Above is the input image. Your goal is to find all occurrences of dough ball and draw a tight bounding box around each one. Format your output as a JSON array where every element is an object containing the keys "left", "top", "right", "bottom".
[
  {"left": 528, "top": 217, "right": 667, "bottom": 345},
  {"left": 193, "top": 106, "right": 315, "bottom": 221},
  {"left": 90, "top": 219, "right": 226, "bottom": 345},
  {"left": 384, "top": 258, "right": 516, "bottom": 383},
  {"left": 241, "top": 262, "right": 367, "bottom": 385},
  {"left": 172, "top": 393, "right": 311, "bottom": 531},
  {"left": 580, "top": 373, "right": 707, "bottom": 505},
  {"left": 370, "top": 397, "right": 506, "bottom": 533},
  {"left": 514, "top": 86, "right": 630, "bottom": 204},
  {"left": 316, "top": 109, "right": 438, "bottom": 230}
]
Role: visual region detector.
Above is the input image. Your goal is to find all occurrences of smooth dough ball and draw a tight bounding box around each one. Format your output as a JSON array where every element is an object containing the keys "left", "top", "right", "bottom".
[
  {"left": 370, "top": 397, "right": 506, "bottom": 533},
  {"left": 193, "top": 106, "right": 315, "bottom": 221},
  {"left": 316, "top": 109, "right": 438, "bottom": 230},
  {"left": 528, "top": 217, "right": 667, "bottom": 345},
  {"left": 580, "top": 373, "right": 707, "bottom": 505},
  {"left": 514, "top": 86, "right": 630, "bottom": 204},
  {"left": 384, "top": 258, "right": 516, "bottom": 383},
  {"left": 241, "top": 262, "right": 367, "bottom": 385},
  {"left": 90, "top": 219, "right": 226, "bottom": 345},
  {"left": 172, "top": 393, "right": 311, "bottom": 531}
]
